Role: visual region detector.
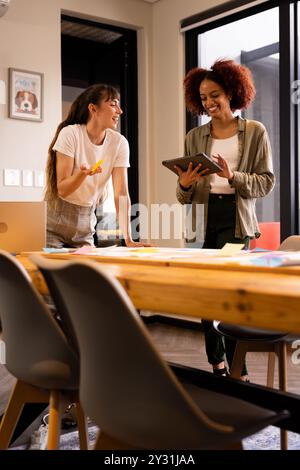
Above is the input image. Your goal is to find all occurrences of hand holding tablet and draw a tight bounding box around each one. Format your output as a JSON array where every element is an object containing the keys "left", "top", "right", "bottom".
[{"left": 162, "top": 152, "right": 222, "bottom": 176}]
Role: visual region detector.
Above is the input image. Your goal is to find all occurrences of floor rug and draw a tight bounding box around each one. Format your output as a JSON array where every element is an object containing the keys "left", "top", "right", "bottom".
[{"left": 59, "top": 425, "right": 300, "bottom": 450}]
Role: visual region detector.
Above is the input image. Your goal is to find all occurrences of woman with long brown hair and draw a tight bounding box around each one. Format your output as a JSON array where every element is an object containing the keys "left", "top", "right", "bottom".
[{"left": 45, "top": 84, "right": 148, "bottom": 248}]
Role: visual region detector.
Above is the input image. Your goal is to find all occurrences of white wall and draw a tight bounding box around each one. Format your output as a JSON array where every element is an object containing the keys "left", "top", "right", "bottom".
[
  {"left": 0, "top": 0, "right": 60, "bottom": 200},
  {"left": 0, "top": 0, "right": 228, "bottom": 243},
  {"left": 0, "top": 0, "right": 153, "bottom": 203}
]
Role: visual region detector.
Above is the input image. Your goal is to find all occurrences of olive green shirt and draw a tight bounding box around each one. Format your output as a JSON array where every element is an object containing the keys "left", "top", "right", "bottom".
[{"left": 176, "top": 116, "right": 275, "bottom": 239}]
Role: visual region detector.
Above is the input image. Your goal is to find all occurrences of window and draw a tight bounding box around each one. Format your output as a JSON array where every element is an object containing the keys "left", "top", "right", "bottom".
[{"left": 198, "top": 7, "right": 279, "bottom": 225}]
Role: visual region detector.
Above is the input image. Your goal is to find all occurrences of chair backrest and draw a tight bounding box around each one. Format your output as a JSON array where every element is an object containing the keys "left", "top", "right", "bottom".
[
  {"left": 279, "top": 235, "right": 300, "bottom": 251},
  {"left": 0, "top": 250, "right": 78, "bottom": 390},
  {"left": 31, "top": 255, "right": 236, "bottom": 450},
  {"left": 37, "top": 264, "right": 80, "bottom": 354}
]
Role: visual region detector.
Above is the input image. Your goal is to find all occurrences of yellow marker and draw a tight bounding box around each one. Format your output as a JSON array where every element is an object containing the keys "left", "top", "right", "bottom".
[{"left": 91, "top": 159, "right": 104, "bottom": 173}]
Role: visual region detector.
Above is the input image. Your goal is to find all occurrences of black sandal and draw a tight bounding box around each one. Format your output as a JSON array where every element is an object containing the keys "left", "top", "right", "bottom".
[{"left": 213, "top": 367, "right": 229, "bottom": 377}]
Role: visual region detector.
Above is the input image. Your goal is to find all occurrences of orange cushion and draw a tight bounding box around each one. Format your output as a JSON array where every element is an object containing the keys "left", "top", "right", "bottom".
[{"left": 250, "top": 222, "right": 280, "bottom": 250}]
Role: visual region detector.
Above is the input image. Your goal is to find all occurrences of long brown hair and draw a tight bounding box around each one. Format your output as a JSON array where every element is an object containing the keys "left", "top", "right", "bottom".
[{"left": 45, "top": 84, "right": 119, "bottom": 207}]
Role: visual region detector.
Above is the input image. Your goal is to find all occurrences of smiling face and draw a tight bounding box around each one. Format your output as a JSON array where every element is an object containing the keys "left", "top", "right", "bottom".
[
  {"left": 90, "top": 96, "right": 123, "bottom": 130},
  {"left": 199, "top": 79, "right": 232, "bottom": 119}
]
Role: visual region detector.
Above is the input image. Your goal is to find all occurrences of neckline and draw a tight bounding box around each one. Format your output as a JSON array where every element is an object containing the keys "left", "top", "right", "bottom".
[
  {"left": 84, "top": 125, "right": 107, "bottom": 147},
  {"left": 211, "top": 133, "right": 238, "bottom": 141},
  {"left": 210, "top": 116, "right": 239, "bottom": 139}
]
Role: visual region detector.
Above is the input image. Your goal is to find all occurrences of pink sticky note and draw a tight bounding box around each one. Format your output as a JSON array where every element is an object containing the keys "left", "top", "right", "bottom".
[{"left": 73, "top": 245, "right": 94, "bottom": 255}]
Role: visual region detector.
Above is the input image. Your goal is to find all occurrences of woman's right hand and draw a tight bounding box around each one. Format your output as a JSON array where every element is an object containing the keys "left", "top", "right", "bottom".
[{"left": 174, "top": 162, "right": 208, "bottom": 188}]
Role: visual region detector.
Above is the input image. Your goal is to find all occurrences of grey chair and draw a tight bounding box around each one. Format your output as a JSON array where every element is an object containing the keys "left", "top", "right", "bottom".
[
  {"left": 0, "top": 250, "right": 88, "bottom": 450},
  {"left": 213, "top": 235, "right": 300, "bottom": 450},
  {"left": 31, "top": 255, "right": 288, "bottom": 450}
]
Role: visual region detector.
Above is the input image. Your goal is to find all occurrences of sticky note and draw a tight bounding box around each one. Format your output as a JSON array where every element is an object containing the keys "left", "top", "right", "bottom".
[
  {"left": 130, "top": 248, "right": 159, "bottom": 253},
  {"left": 218, "top": 243, "right": 245, "bottom": 256},
  {"left": 91, "top": 159, "right": 104, "bottom": 173},
  {"left": 73, "top": 246, "right": 95, "bottom": 254}
]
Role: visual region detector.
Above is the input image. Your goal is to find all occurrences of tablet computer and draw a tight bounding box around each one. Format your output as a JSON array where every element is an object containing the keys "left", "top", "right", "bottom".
[{"left": 162, "top": 152, "right": 222, "bottom": 176}]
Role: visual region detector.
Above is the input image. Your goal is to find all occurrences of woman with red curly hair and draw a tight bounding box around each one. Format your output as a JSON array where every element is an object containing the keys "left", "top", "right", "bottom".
[{"left": 176, "top": 59, "right": 275, "bottom": 380}]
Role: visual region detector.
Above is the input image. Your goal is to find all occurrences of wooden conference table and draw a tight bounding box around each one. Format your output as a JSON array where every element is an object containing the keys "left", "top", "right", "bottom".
[{"left": 17, "top": 248, "right": 300, "bottom": 335}]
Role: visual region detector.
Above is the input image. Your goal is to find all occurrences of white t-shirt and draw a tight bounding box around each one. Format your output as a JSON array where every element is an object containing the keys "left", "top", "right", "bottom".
[
  {"left": 210, "top": 134, "right": 239, "bottom": 194},
  {"left": 53, "top": 124, "right": 130, "bottom": 207}
]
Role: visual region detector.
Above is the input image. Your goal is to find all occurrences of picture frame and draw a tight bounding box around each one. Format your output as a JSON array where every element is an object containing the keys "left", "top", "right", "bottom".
[{"left": 9, "top": 68, "right": 43, "bottom": 122}]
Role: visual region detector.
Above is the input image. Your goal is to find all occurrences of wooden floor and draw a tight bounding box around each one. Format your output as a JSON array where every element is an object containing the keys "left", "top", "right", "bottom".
[
  {"left": 1, "top": 317, "right": 300, "bottom": 418},
  {"left": 146, "top": 317, "right": 300, "bottom": 394}
]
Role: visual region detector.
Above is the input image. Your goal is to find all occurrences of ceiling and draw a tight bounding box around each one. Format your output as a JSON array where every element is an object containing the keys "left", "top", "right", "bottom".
[
  {"left": 61, "top": 19, "right": 123, "bottom": 43},
  {"left": 61, "top": 0, "right": 161, "bottom": 44}
]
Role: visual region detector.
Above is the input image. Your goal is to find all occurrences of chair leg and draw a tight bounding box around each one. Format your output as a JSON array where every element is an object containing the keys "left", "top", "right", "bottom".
[
  {"left": 226, "top": 440, "right": 244, "bottom": 450},
  {"left": 276, "top": 342, "right": 288, "bottom": 450},
  {"left": 277, "top": 343, "right": 287, "bottom": 392},
  {"left": 230, "top": 342, "right": 248, "bottom": 379},
  {"left": 47, "top": 391, "right": 63, "bottom": 450},
  {"left": 0, "top": 378, "right": 49, "bottom": 449},
  {"left": 267, "top": 352, "right": 276, "bottom": 388},
  {"left": 0, "top": 380, "right": 26, "bottom": 449},
  {"left": 74, "top": 402, "right": 89, "bottom": 450}
]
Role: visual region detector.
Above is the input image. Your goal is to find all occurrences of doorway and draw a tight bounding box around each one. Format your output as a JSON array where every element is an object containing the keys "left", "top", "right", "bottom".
[{"left": 60, "top": 15, "right": 139, "bottom": 242}]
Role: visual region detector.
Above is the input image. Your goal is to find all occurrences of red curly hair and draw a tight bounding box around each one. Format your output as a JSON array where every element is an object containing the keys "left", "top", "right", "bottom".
[{"left": 184, "top": 59, "right": 256, "bottom": 115}]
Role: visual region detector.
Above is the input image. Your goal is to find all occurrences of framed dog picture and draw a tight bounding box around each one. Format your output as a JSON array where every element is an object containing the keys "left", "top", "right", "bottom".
[{"left": 9, "top": 68, "right": 43, "bottom": 122}]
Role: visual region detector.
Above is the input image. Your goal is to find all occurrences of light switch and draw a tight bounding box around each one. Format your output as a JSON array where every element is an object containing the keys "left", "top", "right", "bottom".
[
  {"left": 34, "top": 170, "right": 45, "bottom": 188},
  {"left": 22, "top": 169, "right": 33, "bottom": 187},
  {"left": 0, "top": 80, "right": 5, "bottom": 105},
  {"left": 4, "top": 169, "right": 20, "bottom": 186}
]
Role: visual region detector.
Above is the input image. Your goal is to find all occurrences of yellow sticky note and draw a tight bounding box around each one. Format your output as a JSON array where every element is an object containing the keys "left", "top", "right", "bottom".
[
  {"left": 131, "top": 248, "right": 159, "bottom": 253},
  {"left": 218, "top": 243, "right": 245, "bottom": 256},
  {"left": 91, "top": 159, "right": 104, "bottom": 173}
]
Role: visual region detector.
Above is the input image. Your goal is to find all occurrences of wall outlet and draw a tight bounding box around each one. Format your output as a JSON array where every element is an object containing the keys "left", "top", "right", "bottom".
[
  {"left": 4, "top": 169, "right": 20, "bottom": 186},
  {"left": 22, "top": 169, "right": 33, "bottom": 187},
  {"left": 34, "top": 170, "right": 45, "bottom": 188}
]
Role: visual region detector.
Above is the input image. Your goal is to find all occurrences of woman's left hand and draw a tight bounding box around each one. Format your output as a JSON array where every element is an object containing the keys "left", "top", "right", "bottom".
[
  {"left": 79, "top": 163, "right": 102, "bottom": 176},
  {"left": 212, "top": 154, "right": 234, "bottom": 180},
  {"left": 125, "top": 239, "right": 153, "bottom": 248}
]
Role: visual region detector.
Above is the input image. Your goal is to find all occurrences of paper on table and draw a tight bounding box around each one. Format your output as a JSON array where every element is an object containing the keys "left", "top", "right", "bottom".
[
  {"left": 217, "top": 243, "right": 245, "bottom": 256},
  {"left": 85, "top": 246, "right": 200, "bottom": 259},
  {"left": 242, "top": 251, "right": 300, "bottom": 267},
  {"left": 43, "top": 247, "right": 75, "bottom": 254},
  {"left": 73, "top": 245, "right": 118, "bottom": 255}
]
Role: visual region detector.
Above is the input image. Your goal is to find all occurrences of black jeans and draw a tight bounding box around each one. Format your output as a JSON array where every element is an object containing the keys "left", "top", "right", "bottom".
[{"left": 202, "top": 193, "right": 249, "bottom": 376}]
